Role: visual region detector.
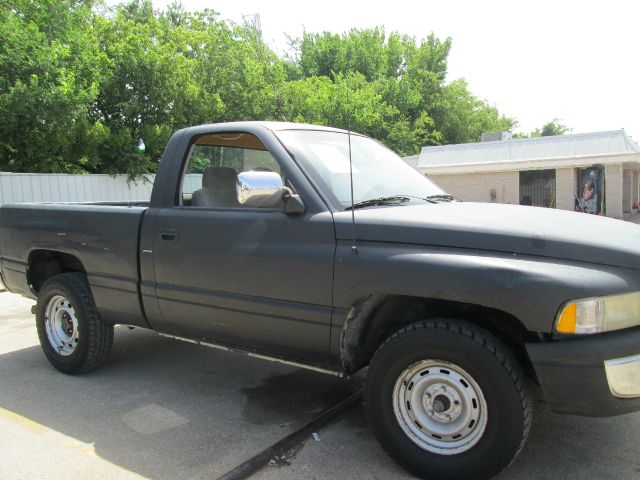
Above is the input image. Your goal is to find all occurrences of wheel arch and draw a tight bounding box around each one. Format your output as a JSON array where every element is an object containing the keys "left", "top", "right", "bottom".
[
  {"left": 28, "top": 250, "right": 86, "bottom": 294},
  {"left": 340, "top": 294, "right": 535, "bottom": 375}
]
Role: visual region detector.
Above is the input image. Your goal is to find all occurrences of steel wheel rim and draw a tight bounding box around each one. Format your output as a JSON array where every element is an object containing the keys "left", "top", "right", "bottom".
[
  {"left": 393, "top": 359, "right": 488, "bottom": 455},
  {"left": 44, "top": 295, "right": 80, "bottom": 356}
]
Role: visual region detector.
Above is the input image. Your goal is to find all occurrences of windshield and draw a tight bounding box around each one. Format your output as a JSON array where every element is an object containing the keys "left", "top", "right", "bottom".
[{"left": 276, "top": 130, "right": 446, "bottom": 209}]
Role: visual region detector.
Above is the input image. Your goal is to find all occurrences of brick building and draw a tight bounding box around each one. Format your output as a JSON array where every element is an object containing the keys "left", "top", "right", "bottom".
[{"left": 404, "top": 130, "right": 640, "bottom": 219}]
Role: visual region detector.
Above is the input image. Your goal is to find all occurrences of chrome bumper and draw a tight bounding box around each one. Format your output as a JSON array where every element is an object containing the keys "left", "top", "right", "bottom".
[{"left": 605, "top": 354, "right": 640, "bottom": 398}]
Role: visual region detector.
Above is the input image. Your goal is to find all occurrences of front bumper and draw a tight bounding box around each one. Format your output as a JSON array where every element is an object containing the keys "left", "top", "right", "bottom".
[
  {"left": 604, "top": 354, "right": 640, "bottom": 398},
  {"left": 526, "top": 326, "right": 640, "bottom": 417}
]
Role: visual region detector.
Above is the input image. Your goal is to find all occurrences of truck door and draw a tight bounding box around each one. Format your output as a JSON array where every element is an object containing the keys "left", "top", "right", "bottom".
[{"left": 148, "top": 128, "right": 336, "bottom": 363}]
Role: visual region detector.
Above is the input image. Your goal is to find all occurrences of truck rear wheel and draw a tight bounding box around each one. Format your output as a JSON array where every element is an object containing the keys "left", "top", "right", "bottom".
[
  {"left": 365, "top": 319, "right": 532, "bottom": 480},
  {"left": 35, "top": 273, "right": 113, "bottom": 374}
]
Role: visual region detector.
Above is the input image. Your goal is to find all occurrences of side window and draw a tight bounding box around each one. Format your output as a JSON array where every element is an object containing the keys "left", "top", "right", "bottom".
[{"left": 180, "top": 132, "right": 282, "bottom": 208}]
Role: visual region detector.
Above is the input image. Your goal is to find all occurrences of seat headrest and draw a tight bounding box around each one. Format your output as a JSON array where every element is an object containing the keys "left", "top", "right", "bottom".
[{"left": 202, "top": 167, "right": 237, "bottom": 189}]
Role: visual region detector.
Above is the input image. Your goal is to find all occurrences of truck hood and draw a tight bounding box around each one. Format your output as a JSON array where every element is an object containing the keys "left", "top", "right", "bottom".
[{"left": 333, "top": 202, "right": 640, "bottom": 270}]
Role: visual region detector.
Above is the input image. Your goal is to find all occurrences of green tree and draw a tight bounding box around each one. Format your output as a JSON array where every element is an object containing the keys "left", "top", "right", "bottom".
[
  {"left": 539, "top": 118, "right": 571, "bottom": 137},
  {"left": 516, "top": 119, "right": 572, "bottom": 138},
  {"left": 91, "top": 1, "right": 216, "bottom": 175},
  {"left": 0, "top": 0, "right": 107, "bottom": 172},
  {"left": 91, "top": 2, "right": 288, "bottom": 175},
  {"left": 287, "top": 28, "right": 515, "bottom": 153},
  {"left": 430, "top": 79, "right": 515, "bottom": 145},
  {"left": 0, "top": 2, "right": 519, "bottom": 174}
]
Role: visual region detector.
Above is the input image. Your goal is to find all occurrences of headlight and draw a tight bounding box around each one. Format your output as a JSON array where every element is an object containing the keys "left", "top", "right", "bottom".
[{"left": 556, "top": 292, "right": 640, "bottom": 334}]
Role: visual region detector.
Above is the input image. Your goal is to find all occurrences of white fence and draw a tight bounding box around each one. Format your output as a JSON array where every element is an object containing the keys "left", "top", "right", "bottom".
[{"left": 0, "top": 173, "right": 156, "bottom": 205}]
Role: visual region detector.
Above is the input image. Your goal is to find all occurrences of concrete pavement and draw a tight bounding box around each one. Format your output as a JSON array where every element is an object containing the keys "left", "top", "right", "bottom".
[
  {"left": 0, "top": 292, "right": 362, "bottom": 479},
  {"left": 1, "top": 291, "right": 640, "bottom": 480}
]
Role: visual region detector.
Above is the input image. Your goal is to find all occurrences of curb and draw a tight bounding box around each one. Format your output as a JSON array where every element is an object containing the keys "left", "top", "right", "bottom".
[{"left": 217, "top": 389, "right": 363, "bottom": 480}]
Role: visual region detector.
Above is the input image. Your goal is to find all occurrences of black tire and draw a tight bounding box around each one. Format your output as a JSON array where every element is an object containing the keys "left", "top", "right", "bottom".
[
  {"left": 365, "top": 319, "right": 532, "bottom": 480},
  {"left": 35, "top": 272, "right": 114, "bottom": 374}
]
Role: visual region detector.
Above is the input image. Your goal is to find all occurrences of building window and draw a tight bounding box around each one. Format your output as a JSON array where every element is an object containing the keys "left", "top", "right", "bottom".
[
  {"left": 519, "top": 170, "right": 556, "bottom": 208},
  {"left": 576, "top": 167, "right": 604, "bottom": 215}
]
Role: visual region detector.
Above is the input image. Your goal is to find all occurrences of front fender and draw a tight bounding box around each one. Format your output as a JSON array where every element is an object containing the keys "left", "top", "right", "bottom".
[{"left": 332, "top": 240, "right": 640, "bottom": 334}]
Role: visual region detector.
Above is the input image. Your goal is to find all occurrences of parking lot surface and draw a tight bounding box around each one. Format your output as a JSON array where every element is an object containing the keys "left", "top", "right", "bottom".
[{"left": 1, "top": 291, "right": 639, "bottom": 480}]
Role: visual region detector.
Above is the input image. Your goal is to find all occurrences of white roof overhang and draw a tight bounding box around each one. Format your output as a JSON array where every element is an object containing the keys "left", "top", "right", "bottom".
[{"left": 420, "top": 152, "right": 640, "bottom": 175}]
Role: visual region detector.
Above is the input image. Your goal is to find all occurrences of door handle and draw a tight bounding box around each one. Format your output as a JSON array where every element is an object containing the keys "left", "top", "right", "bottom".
[{"left": 157, "top": 228, "right": 178, "bottom": 242}]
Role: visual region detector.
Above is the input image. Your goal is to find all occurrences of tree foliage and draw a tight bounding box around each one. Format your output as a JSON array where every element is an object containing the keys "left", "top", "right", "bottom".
[
  {"left": 515, "top": 119, "right": 572, "bottom": 139},
  {"left": 539, "top": 118, "right": 571, "bottom": 137},
  {"left": 0, "top": 0, "right": 517, "bottom": 176},
  {"left": 0, "top": 0, "right": 106, "bottom": 172}
]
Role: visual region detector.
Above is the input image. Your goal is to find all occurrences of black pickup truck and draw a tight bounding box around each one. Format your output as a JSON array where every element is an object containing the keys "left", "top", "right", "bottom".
[{"left": 1, "top": 121, "right": 640, "bottom": 480}]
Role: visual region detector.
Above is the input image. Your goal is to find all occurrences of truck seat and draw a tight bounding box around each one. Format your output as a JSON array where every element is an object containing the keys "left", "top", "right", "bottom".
[{"left": 191, "top": 167, "right": 240, "bottom": 208}]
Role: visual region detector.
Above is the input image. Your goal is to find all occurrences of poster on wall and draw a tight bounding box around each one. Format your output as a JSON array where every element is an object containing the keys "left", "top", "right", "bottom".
[{"left": 575, "top": 167, "right": 604, "bottom": 215}]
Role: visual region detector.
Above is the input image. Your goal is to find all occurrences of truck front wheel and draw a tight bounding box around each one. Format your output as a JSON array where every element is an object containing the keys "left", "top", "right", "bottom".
[
  {"left": 35, "top": 273, "right": 114, "bottom": 374},
  {"left": 365, "top": 319, "right": 532, "bottom": 480}
]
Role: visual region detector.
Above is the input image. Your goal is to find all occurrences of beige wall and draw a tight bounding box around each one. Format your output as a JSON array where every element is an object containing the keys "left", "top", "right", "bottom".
[
  {"left": 429, "top": 171, "right": 519, "bottom": 204},
  {"left": 633, "top": 171, "right": 639, "bottom": 207},
  {"left": 623, "top": 169, "right": 634, "bottom": 213},
  {"left": 428, "top": 165, "right": 628, "bottom": 219},
  {"left": 555, "top": 168, "right": 577, "bottom": 211},
  {"left": 605, "top": 164, "right": 624, "bottom": 218}
]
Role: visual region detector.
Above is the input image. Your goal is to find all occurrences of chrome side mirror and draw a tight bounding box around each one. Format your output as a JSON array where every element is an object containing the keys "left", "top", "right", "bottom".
[{"left": 236, "top": 171, "right": 287, "bottom": 209}]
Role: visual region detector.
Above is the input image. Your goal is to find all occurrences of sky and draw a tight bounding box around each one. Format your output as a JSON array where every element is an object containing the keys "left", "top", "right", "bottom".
[{"left": 114, "top": 0, "right": 640, "bottom": 141}]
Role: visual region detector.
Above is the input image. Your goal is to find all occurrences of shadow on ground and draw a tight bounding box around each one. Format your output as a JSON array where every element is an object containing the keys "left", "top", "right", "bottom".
[{"left": 0, "top": 327, "right": 361, "bottom": 479}]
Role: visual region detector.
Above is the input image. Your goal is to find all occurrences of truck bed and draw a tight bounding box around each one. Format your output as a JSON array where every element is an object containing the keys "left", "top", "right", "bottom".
[{"left": 0, "top": 202, "right": 148, "bottom": 327}]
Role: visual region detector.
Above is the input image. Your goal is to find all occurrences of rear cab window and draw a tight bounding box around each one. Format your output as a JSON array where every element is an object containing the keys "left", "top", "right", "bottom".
[{"left": 179, "top": 132, "right": 282, "bottom": 208}]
